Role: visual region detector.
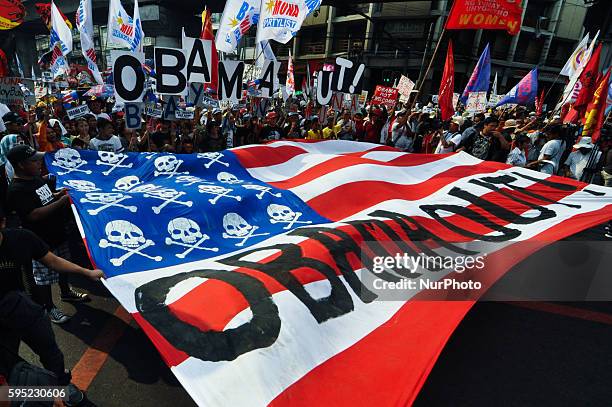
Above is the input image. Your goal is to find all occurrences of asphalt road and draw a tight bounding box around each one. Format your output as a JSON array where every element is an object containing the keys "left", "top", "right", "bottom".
[{"left": 19, "top": 223, "right": 612, "bottom": 407}]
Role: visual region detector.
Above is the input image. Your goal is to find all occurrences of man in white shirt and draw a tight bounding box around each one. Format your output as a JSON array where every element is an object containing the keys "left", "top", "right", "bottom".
[
  {"left": 506, "top": 134, "right": 530, "bottom": 167},
  {"left": 527, "top": 125, "right": 566, "bottom": 175},
  {"left": 390, "top": 110, "right": 414, "bottom": 152},
  {"left": 563, "top": 137, "right": 600, "bottom": 181},
  {"left": 435, "top": 117, "right": 463, "bottom": 154}
]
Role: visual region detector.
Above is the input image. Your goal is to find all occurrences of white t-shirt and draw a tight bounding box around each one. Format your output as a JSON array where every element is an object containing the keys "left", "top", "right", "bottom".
[
  {"left": 564, "top": 150, "right": 601, "bottom": 180},
  {"left": 538, "top": 139, "right": 565, "bottom": 174},
  {"left": 435, "top": 131, "right": 462, "bottom": 154},
  {"left": 90, "top": 135, "right": 124, "bottom": 153},
  {"left": 391, "top": 122, "right": 413, "bottom": 152},
  {"left": 506, "top": 147, "right": 527, "bottom": 167}
]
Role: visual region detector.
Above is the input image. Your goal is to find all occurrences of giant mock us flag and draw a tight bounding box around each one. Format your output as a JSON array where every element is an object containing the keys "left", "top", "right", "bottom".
[{"left": 46, "top": 142, "right": 612, "bottom": 406}]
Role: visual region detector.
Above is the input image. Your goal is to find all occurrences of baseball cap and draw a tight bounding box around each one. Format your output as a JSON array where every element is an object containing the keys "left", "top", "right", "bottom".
[
  {"left": 7, "top": 145, "right": 45, "bottom": 167},
  {"left": 2, "top": 112, "right": 24, "bottom": 125}
]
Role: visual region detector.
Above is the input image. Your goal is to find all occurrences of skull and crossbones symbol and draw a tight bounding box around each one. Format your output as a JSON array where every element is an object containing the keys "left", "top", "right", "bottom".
[
  {"left": 198, "top": 152, "right": 229, "bottom": 169},
  {"left": 52, "top": 149, "right": 92, "bottom": 176},
  {"left": 242, "top": 184, "right": 282, "bottom": 200},
  {"left": 113, "top": 176, "right": 142, "bottom": 193},
  {"left": 99, "top": 220, "right": 162, "bottom": 266},
  {"left": 96, "top": 151, "right": 133, "bottom": 176},
  {"left": 198, "top": 185, "right": 242, "bottom": 205},
  {"left": 80, "top": 193, "right": 137, "bottom": 216},
  {"left": 217, "top": 172, "right": 243, "bottom": 185},
  {"left": 154, "top": 156, "right": 189, "bottom": 178},
  {"left": 142, "top": 188, "right": 193, "bottom": 214},
  {"left": 63, "top": 180, "right": 99, "bottom": 193},
  {"left": 165, "top": 218, "right": 219, "bottom": 259},
  {"left": 267, "top": 204, "right": 313, "bottom": 230},
  {"left": 222, "top": 213, "right": 269, "bottom": 247},
  {"left": 175, "top": 175, "right": 212, "bottom": 187}
]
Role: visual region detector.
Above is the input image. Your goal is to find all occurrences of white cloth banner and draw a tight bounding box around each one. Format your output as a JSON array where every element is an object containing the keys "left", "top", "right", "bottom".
[
  {"left": 50, "top": 2, "right": 72, "bottom": 78},
  {"left": 560, "top": 33, "right": 590, "bottom": 78},
  {"left": 107, "top": 0, "right": 134, "bottom": 49},
  {"left": 131, "top": 0, "right": 145, "bottom": 52},
  {"left": 216, "top": 0, "right": 260, "bottom": 53},
  {"left": 256, "top": 0, "right": 322, "bottom": 44},
  {"left": 76, "top": 0, "right": 103, "bottom": 84}
]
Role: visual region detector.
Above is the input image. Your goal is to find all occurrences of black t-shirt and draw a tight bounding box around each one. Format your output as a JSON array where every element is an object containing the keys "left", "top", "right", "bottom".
[
  {"left": 261, "top": 125, "right": 285, "bottom": 141},
  {"left": 0, "top": 229, "right": 49, "bottom": 298},
  {"left": 6, "top": 177, "right": 68, "bottom": 248}
]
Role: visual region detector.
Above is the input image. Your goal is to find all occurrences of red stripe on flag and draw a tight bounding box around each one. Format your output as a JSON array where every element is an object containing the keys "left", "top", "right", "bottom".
[
  {"left": 306, "top": 161, "right": 509, "bottom": 221},
  {"left": 269, "top": 154, "right": 451, "bottom": 190}
]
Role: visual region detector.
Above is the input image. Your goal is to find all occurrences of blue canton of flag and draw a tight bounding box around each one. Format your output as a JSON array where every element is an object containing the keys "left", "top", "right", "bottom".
[{"left": 46, "top": 150, "right": 329, "bottom": 278}]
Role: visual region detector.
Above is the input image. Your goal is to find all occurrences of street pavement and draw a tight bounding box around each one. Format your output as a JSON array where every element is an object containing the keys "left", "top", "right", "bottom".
[{"left": 19, "top": 223, "right": 612, "bottom": 407}]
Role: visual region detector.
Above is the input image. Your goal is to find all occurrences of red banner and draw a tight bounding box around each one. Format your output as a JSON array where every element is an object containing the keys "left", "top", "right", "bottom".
[
  {"left": 0, "top": 0, "right": 25, "bottom": 30},
  {"left": 372, "top": 85, "right": 398, "bottom": 110},
  {"left": 446, "top": 0, "right": 523, "bottom": 36}
]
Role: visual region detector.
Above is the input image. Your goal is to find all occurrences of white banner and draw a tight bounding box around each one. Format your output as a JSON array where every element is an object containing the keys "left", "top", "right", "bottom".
[
  {"left": 256, "top": 0, "right": 322, "bottom": 44},
  {"left": 216, "top": 0, "right": 260, "bottom": 53}
]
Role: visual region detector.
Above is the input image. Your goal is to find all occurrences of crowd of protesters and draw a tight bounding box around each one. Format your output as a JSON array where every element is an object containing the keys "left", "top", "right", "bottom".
[{"left": 0, "top": 93, "right": 611, "bottom": 404}]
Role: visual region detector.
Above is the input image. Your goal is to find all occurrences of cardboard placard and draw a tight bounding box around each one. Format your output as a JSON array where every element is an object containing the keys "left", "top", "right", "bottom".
[
  {"left": 66, "top": 104, "right": 91, "bottom": 120},
  {"left": 144, "top": 104, "right": 163, "bottom": 118},
  {"left": 466, "top": 91, "right": 488, "bottom": 113},
  {"left": 124, "top": 103, "right": 144, "bottom": 129},
  {"left": 42, "top": 71, "right": 53, "bottom": 82},
  {"left": 371, "top": 85, "right": 398, "bottom": 110},
  {"left": 175, "top": 109, "right": 195, "bottom": 120},
  {"left": 0, "top": 77, "right": 25, "bottom": 105},
  {"left": 112, "top": 50, "right": 146, "bottom": 103},
  {"left": 397, "top": 75, "right": 415, "bottom": 97}
]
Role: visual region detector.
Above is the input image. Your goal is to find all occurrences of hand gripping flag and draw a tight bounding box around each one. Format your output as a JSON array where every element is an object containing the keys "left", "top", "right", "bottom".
[
  {"left": 46, "top": 142, "right": 612, "bottom": 407},
  {"left": 215, "top": 0, "right": 260, "bottom": 53},
  {"left": 460, "top": 44, "right": 490, "bottom": 105},
  {"left": 256, "top": 0, "right": 322, "bottom": 44},
  {"left": 107, "top": 0, "right": 134, "bottom": 49},
  {"left": 76, "top": 0, "right": 103, "bottom": 84},
  {"left": 496, "top": 68, "right": 538, "bottom": 107},
  {"left": 438, "top": 40, "right": 455, "bottom": 121}
]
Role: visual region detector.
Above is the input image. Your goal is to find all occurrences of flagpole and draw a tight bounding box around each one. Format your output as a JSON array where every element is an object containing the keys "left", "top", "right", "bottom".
[
  {"left": 412, "top": 27, "right": 446, "bottom": 108},
  {"left": 542, "top": 71, "right": 562, "bottom": 105}
]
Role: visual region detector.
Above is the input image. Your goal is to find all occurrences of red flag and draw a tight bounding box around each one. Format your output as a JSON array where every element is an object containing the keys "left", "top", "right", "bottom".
[
  {"left": 0, "top": 49, "right": 8, "bottom": 77},
  {"left": 35, "top": 2, "right": 72, "bottom": 30},
  {"left": 582, "top": 69, "right": 610, "bottom": 143},
  {"left": 438, "top": 40, "right": 455, "bottom": 121},
  {"left": 573, "top": 43, "right": 601, "bottom": 112},
  {"left": 200, "top": 8, "right": 218, "bottom": 95},
  {"left": 446, "top": 0, "right": 523, "bottom": 35}
]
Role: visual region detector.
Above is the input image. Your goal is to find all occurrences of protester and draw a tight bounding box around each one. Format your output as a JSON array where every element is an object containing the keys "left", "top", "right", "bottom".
[
  {"left": 435, "top": 117, "right": 463, "bottom": 154},
  {"left": 5, "top": 145, "right": 90, "bottom": 324},
  {"left": 527, "top": 124, "right": 566, "bottom": 175},
  {"left": 0, "top": 205, "right": 103, "bottom": 405},
  {"left": 391, "top": 110, "right": 415, "bottom": 152},
  {"left": 89, "top": 117, "right": 124, "bottom": 152},
  {"left": 563, "top": 137, "right": 600, "bottom": 181},
  {"left": 506, "top": 134, "right": 531, "bottom": 167}
]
